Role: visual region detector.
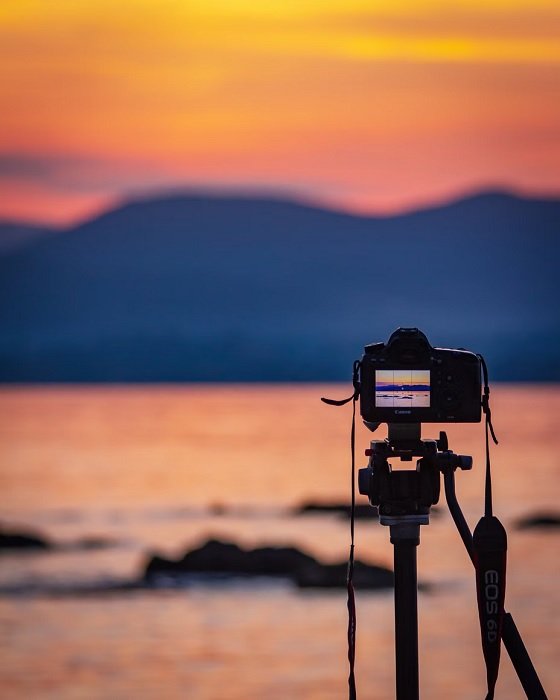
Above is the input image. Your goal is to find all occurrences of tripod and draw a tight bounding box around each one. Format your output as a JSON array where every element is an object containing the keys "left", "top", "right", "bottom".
[{"left": 358, "top": 423, "right": 548, "bottom": 700}]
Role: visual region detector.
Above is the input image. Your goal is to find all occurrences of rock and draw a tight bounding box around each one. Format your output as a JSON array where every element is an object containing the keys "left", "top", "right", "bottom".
[
  {"left": 295, "top": 501, "right": 443, "bottom": 520},
  {"left": 66, "top": 536, "right": 119, "bottom": 551},
  {"left": 0, "top": 529, "right": 51, "bottom": 551},
  {"left": 295, "top": 502, "right": 378, "bottom": 519},
  {"left": 144, "top": 539, "right": 317, "bottom": 581},
  {"left": 209, "top": 502, "right": 227, "bottom": 516},
  {"left": 143, "top": 538, "right": 394, "bottom": 590},
  {"left": 0, "top": 527, "right": 119, "bottom": 553},
  {"left": 295, "top": 560, "right": 393, "bottom": 590},
  {"left": 515, "top": 512, "right": 560, "bottom": 530}
]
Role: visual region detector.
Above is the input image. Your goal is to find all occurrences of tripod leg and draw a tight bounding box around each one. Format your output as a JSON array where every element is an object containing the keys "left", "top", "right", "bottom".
[{"left": 391, "top": 524, "right": 420, "bottom": 700}]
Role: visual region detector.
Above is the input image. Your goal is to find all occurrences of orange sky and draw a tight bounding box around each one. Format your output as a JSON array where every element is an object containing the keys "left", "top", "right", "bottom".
[
  {"left": 377, "top": 370, "right": 430, "bottom": 386},
  {"left": 1, "top": 0, "right": 559, "bottom": 225}
]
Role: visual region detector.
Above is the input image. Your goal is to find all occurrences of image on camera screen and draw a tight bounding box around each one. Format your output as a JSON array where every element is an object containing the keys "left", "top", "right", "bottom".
[{"left": 375, "top": 370, "right": 430, "bottom": 408}]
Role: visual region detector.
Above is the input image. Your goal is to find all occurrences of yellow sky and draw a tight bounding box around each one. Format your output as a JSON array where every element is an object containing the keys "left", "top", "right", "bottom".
[{"left": 1, "top": 0, "right": 559, "bottom": 224}]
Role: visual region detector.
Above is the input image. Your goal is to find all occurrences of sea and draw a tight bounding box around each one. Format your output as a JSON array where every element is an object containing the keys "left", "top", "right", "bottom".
[{"left": 0, "top": 385, "right": 558, "bottom": 699}]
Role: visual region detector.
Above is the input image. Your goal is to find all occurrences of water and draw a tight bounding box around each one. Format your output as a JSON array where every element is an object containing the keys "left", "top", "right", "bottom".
[{"left": 0, "top": 385, "right": 558, "bottom": 699}]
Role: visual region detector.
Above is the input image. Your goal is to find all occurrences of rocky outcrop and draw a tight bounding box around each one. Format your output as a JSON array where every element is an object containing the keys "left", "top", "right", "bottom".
[
  {"left": 295, "top": 560, "right": 393, "bottom": 589},
  {"left": 143, "top": 538, "right": 394, "bottom": 590},
  {"left": 0, "top": 526, "right": 118, "bottom": 553},
  {"left": 515, "top": 512, "right": 560, "bottom": 530},
  {"left": 295, "top": 502, "right": 378, "bottom": 519},
  {"left": 64, "top": 536, "right": 119, "bottom": 551},
  {"left": 294, "top": 501, "right": 443, "bottom": 520},
  {"left": 0, "top": 528, "right": 51, "bottom": 550}
]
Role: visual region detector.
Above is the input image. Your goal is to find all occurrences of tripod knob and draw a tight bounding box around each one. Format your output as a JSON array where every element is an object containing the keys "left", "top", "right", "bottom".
[
  {"left": 358, "top": 467, "right": 372, "bottom": 497},
  {"left": 457, "top": 455, "right": 473, "bottom": 470},
  {"left": 436, "top": 450, "right": 473, "bottom": 472},
  {"left": 437, "top": 431, "right": 448, "bottom": 451}
]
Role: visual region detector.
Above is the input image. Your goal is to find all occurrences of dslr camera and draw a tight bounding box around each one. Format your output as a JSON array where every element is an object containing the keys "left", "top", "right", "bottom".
[{"left": 359, "top": 328, "right": 482, "bottom": 426}]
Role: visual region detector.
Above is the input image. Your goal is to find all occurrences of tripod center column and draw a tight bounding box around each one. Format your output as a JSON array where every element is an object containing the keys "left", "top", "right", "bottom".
[{"left": 389, "top": 520, "right": 423, "bottom": 700}]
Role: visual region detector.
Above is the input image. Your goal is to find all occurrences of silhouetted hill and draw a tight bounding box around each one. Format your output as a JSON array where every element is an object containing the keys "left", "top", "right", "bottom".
[
  {"left": 0, "top": 190, "right": 558, "bottom": 381},
  {"left": 0, "top": 222, "right": 58, "bottom": 254}
]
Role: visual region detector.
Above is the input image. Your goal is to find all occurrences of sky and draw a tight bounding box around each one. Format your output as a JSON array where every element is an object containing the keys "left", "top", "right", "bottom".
[{"left": 1, "top": 0, "right": 559, "bottom": 225}]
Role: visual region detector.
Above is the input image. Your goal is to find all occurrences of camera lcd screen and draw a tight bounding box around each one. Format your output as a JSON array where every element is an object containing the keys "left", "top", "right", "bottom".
[{"left": 375, "top": 370, "right": 430, "bottom": 408}]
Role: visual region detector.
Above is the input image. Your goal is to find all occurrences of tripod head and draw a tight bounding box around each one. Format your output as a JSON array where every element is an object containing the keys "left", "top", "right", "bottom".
[{"left": 358, "top": 423, "right": 472, "bottom": 525}]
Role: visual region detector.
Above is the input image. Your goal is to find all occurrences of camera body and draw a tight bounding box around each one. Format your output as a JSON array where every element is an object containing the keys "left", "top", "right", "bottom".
[{"left": 359, "top": 328, "right": 482, "bottom": 425}]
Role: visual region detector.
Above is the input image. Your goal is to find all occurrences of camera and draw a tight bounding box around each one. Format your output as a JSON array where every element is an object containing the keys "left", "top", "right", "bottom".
[{"left": 359, "top": 328, "right": 482, "bottom": 425}]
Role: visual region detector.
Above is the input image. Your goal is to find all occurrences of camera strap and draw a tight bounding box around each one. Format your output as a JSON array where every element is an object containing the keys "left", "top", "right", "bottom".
[
  {"left": 473, "top": 355, "right": 507, "bottom": 700},
  {"left": 321, "top": 360, "right": 361, "bottom": 700}
]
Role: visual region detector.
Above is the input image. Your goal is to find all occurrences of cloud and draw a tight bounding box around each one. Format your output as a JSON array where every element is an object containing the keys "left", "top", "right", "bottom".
[
  {"left": 0, "top": 154, "right": 57, "bottom": 180},
  {"left": 0, "top": 153, "right": 178, "bottom": 194}
]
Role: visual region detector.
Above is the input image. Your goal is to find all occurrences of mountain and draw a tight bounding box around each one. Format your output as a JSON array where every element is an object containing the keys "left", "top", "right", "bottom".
[
  {"left": 0, "top": 222, "right": 58, "bottom": 254},
  {"left": 0, "top": 190, "right": 559, "bottom": 381}
]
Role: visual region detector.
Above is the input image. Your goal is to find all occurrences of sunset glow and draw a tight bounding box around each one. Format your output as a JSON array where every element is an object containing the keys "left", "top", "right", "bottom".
[{"left": 1, "top": 0, "right": 559, "bottom": 224}]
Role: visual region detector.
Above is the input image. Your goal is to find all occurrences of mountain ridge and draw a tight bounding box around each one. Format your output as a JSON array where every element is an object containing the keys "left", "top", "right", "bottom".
[
  {"left": 0, "top": 189, "right": 558, "bottom": 381},
  {"left": 0, "top": 222, "right": 58, "bottom": 254}
]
